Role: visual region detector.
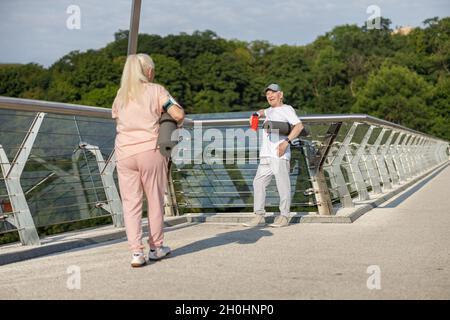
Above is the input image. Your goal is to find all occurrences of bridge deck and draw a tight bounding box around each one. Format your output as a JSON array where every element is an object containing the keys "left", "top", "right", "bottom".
[{"left": 0, "top": 163, "right": 449, "bottom": 299}]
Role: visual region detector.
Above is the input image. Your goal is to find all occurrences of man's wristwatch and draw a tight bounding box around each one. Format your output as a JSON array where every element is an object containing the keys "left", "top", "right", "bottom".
[{"left": 284, "top": 137, "right": 291, "bottom": 144}]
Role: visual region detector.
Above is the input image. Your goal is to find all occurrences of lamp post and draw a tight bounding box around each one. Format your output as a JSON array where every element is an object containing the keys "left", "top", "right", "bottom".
[{"left": 127, "top": 0, "right": 142, "bottom": 55}]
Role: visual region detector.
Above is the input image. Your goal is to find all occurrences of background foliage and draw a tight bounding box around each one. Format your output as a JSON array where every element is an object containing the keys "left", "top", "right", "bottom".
[{"left": 1, "top": 17, "right": 449, "bottom": 140}]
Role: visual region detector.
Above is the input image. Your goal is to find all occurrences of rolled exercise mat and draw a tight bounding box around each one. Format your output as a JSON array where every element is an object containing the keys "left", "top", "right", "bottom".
[
  {"left": 263, "top": 120, "right": 292, "bottom": 135},
  {"left": 263, "top": 120, "right": 310, "bottom": 137},
  {"left": 157, "top": 113, "right": 178, "bottom": 157}
]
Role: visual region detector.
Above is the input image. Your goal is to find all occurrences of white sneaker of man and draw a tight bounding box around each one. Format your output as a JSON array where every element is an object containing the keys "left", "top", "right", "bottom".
[
  {"left": 242, "top": 214, "right": 266, "bottom": 227},
  {"left": 268, "top": 215, "right": 290, "bottom": 228}
]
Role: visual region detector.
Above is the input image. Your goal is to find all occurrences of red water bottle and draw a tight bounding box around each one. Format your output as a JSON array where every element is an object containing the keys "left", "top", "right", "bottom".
[{"left": 250, "top": 112, "right": 259, "bottom": 131}]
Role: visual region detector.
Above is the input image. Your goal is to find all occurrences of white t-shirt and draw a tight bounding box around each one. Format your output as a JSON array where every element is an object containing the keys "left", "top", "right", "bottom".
[{"left": 260, "top": 104, "right": 301, "bottom": 161}]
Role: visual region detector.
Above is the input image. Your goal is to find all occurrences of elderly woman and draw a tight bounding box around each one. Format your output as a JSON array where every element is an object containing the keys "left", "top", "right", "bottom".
[{"left": 112, "top": 53, "right": 184, "bottom": 267}]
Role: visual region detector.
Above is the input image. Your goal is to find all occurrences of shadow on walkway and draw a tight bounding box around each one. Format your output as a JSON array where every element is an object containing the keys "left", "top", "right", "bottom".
[
  {"left": 169, "top": 227, "right": 273, "bottom": 259},
  {"left": 379, "top": 162, "right": 449, "bottom": 208}
]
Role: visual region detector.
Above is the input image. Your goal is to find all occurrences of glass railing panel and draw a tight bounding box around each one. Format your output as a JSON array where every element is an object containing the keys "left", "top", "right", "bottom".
[
  {"left": 0, "top": 110, "right": 116, "bottom": 229},
  {"left": 172, "top": 112, "right": 316, "bottom": 214},
  {"left": 0, "top": 109, "right": 36, "bottom": 159}
]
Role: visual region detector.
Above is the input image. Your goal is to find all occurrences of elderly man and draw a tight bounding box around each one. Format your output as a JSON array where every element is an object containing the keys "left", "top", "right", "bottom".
[{"left": 244, "top": 83, "right": 304, "bottom": 228}]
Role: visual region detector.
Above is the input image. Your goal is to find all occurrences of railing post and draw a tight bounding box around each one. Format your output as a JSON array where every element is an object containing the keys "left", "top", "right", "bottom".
[
  {"left": 436, "top": 142, "right": 445, "bottom": 163},
  {"left": 404, "top": 135, "right": 416, "bottom": 177},
  {"left": 430, "top": 141, "right": 439, "bottom": 166},
  {"left": 412, "top": 137, "right": 422, "bottom": 173},
  {"left": 427, "top": 139, "right": 435, "bottom": 168},
  {"left": 419, "top": 138, "right": 429, "bottom": 172},
  {"left": 407, "top": 136, "right": 420, "bottom": 176},
  {"left": 427, "top": 139, "right": 436, "bottom": 168},
  {"left": 302, "top": 122, "right": 342, "bottom": 215},
  {"left": 434, "top": 141, "right": 445, "bottom": 165},
  {"left": 375, "top": 129, "right": 393, "bottom": 191},
  {"left": 165, "top": 160, "right": 179, "bottom": 216},
  {"left": 127, "top": 0, "right": 142, "bottom": 55},
  {"left": 363, "top": 126, "right": 383, "bottom": 194},
  {"left": 82, "top": 144, "right": 124, "bottom": 228},
  {"left": 309, "top": 169, "right": 334, "bottom": 215},
  {"left": 389, "top": 132, "right": 405, "bottom": 184},
  {"left": 441, "top": 142, "right": 450, "bottom": 162},
  {"left": 393, "top": 132, "right": 408, "bottom": 182},
  {"left": 406, "top": 135, "right": 416, "bottom": 175},
  {"left": 416, "top": 138, "right": 428, "bottom": 173},
  {"left": 323, "top": 143, "right": 340, "bottom": 199},
  {"left": 0, "top": 113, "right": 45, "bottom": 245},
  {"left": 399, "top": 134, "right": 412, "bottom": 179},
  {"left": 345, "top": 147, "right": 357, "bottom": 193},
  {"left": 330, "top": 123, "right": 358, "bottom": 208},
  {"left": 385, "top": 130, "right": 401, "bottom": 184},
  {"left": 436, "top": 142, "right": 444, "bottom": 164},
  {"left": 70, "top": 150, "right": 92, "bottom": 220},
  {"left": 429, "top": 140, "right": 438, "bottom": 166},
  {"left": 348, "top": 126, "right": 374, "bottom": 201}
]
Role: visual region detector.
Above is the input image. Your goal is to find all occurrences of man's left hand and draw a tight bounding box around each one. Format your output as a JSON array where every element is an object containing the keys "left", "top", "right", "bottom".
[{"left": 277, "top": 141, "right": 289, "bottom": 157}]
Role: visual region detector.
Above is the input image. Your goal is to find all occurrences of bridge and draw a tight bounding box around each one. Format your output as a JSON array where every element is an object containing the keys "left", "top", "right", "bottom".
[
  {"left": 1, "top": 0, "right": 449, "bottom": 304},
  {"left": 0, "top": 96, "right": 448, "bottom": 299}
]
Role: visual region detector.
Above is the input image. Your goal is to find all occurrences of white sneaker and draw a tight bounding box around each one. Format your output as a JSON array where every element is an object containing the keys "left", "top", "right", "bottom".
[
  {"left": 149, "top": 246, "right": 171, "bottom": 261},
  {"left": 131, "top": 252, "right": 146, "bottom": 268},
  {"left": 243, "top": 214, "right": 266, "bottom": 227},
  {"left": 268, "top": 215, "right": 290, "bottom": 228}
]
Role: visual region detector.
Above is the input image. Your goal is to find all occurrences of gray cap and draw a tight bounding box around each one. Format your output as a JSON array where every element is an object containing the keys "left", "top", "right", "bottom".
[{"left": 265, "top": 83, "right": 282, "bottom": 93}]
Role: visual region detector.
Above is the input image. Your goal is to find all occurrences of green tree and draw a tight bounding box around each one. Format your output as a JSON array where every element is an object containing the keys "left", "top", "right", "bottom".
[
  {"left": 394, "top": 17, "right": 450, "bottom": 82},
  {"left": 258, "top": 45, "right": 313, "bottom": 112},
  {"left": 187, "top": 51, "right": 254, "bottom": 112},
  {"left": 79, "top": 84, "right": 118, "bottom": 107},
  {"left": 47, "top": 50, "right": 122, "bottom": 104},
  {"left": 429, "top": 75, "right": 450, "bottom": 140},
  {"left": 151, "top": 54, "right": 192, "bottom": 111},
  {"left": 0, "top": 63, "right": 49, "bottom": 99},
  {"left": 352, "top": 64, "right": 434, "bottom": 133},
  {"left": 1, "top": 19, "right": 449, "bottom": 141}
]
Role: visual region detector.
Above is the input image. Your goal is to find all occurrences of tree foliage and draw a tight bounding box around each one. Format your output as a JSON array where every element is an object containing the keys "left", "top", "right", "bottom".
[
  {"left": 352, "top": 64, "right": 434, "bottom": 133},
  {"left": 0, "top": 17, "right": 449, "bottom": 140}
]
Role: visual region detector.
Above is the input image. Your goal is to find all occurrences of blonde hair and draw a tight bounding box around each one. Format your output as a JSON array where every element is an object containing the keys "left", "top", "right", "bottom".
[{"left": 114, "top": 53, "right": 155, "bottom": 108}]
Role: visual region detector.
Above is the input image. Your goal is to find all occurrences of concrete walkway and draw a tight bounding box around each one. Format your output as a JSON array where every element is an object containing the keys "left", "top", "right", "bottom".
[{"left": 0, "top": 164, "right": 449, "bottom": 299}]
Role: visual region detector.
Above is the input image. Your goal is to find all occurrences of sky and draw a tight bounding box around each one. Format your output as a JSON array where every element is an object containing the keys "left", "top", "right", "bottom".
[{"left": 0, "top": 0, "right": 449, "bottom": 67}]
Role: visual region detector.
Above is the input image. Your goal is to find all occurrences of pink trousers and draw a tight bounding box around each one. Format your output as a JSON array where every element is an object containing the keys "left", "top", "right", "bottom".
[{"left": 116, "top": 149, "right": 168, "bottom": 253}]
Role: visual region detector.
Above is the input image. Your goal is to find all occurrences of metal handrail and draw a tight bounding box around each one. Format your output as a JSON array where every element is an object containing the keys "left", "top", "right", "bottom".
[
  {"left": 0, "top": 96, "right": 111, "bottom": 118},
  {"left": 1, "top": 96, "right": 448, "bottom": 143},
  {"left": 182, "top": 115, "right": 447, "bottom": 143}
]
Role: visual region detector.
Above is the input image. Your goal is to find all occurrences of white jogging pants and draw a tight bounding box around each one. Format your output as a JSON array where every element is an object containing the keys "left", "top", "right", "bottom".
[{"left": 253, "top": 157, "right": 291, "bottom": 217}]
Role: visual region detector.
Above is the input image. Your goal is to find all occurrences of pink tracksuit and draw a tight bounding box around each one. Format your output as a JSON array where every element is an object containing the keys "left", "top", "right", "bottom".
[{"left": 112, "top": 83, "right": 171, "bottom": 253}]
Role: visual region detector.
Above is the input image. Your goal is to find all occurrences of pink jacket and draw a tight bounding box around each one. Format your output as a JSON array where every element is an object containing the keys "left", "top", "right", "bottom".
[{"left": 112, "top": 83, "right": 170, "bottom": 161}]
